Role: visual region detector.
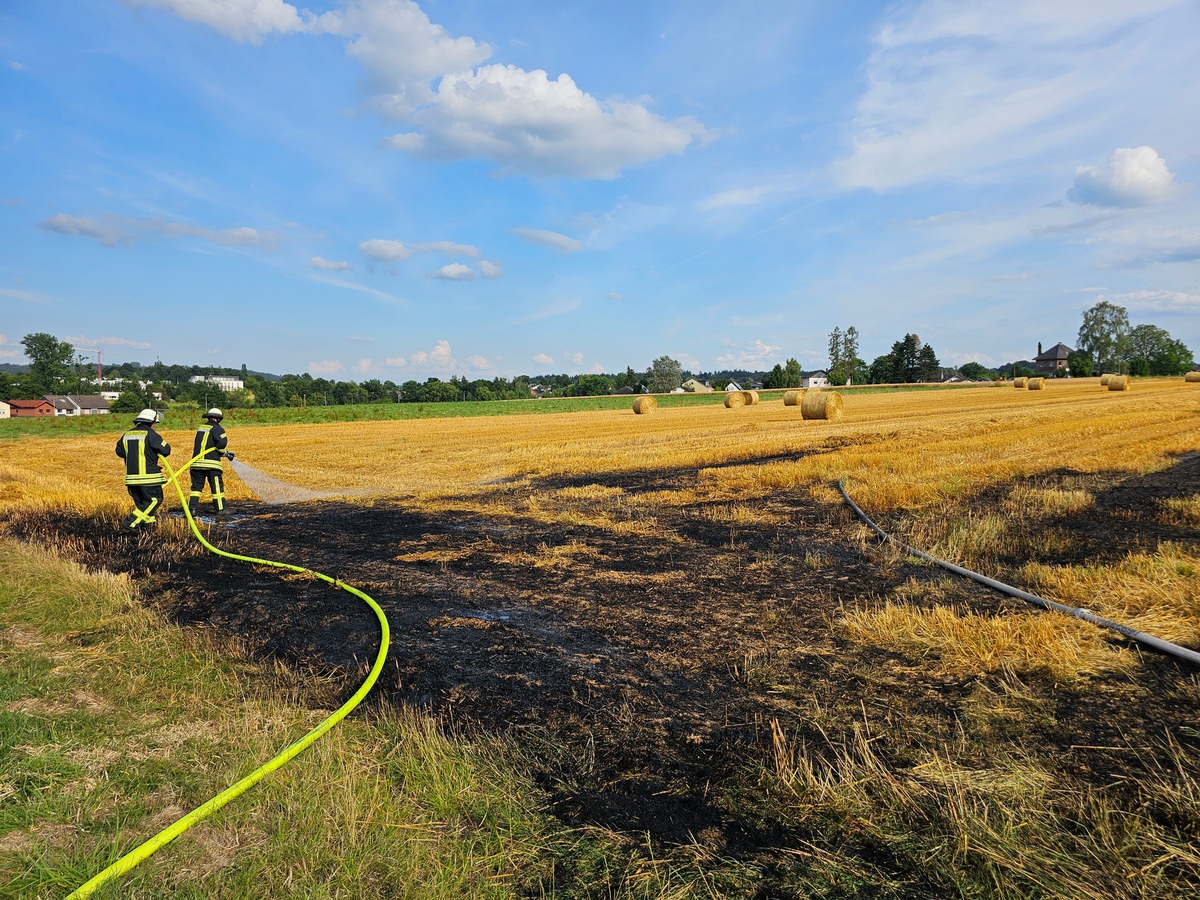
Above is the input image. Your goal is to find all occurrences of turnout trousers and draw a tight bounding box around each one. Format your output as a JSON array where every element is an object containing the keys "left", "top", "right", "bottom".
[
  {"left": 123, "top": 484, "right": 164, "bottom": 530},
  {"left": 189, "top": 468, "right": 226, "bottom": 514}
]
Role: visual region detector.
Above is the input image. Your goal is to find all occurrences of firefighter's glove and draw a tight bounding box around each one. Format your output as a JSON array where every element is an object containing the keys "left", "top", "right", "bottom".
[{"left": 225, "top": 452, "right": 236, "bottom": 460}]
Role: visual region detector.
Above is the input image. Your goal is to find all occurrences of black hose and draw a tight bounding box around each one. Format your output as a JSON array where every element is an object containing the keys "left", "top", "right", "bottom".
[{"left": 837, "top": 481, "right": 1200, "bottom": 667}]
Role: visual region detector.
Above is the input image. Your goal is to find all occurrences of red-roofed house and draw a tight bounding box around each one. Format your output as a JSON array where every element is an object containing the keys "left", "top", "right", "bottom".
[{"left": 9, "top": 398, "right": 55, "bottom": 417}]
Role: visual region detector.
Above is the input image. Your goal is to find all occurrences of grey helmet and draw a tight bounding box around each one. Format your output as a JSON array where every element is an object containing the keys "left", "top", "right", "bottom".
[
  {"left": 134, "top": 408, "right": 160, "bottom": 425},
  {"left": 204, "top": 407, "right": 223, "bottom": 421}
]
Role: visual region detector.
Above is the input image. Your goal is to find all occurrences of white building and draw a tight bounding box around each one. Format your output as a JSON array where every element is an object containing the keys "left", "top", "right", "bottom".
[
  {"left": 0, "top": 400, "right": 9, "bottom": 419},
  {"left": 189, "top": 375, "right": 244, "bottom": 391},
  {"left": 801, "top": 370, "right": 829, "bottom": 388}
]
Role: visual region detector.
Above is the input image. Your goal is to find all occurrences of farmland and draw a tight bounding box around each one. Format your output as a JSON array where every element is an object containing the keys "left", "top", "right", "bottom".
[{"left": 3, "top": 377, "right": 1200, "bottom": 897}]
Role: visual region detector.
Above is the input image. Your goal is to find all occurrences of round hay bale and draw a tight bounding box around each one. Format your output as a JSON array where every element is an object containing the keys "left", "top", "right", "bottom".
[
  {"left": 800, "top": 390, "right": 843, "bottom": 420},
  {"left": 782, "top": 389, "right": 804, "bottom": 406},
  {"left": 1185, "top": 371, "right": 1200, "bottom": 383},
  {"left": 632, "top": 396, "right": 657, "bottom": 414},
  {"left": 1107, "top": 374, "right": 1130, "bottom": 391},
  {"left": 724, "top": 391, "right": 746, "bottom": 409},
  {"left": 1027, "top": 377, "right": 1045, "bottom": 390},
  {"left": 742, "top": 390, "right": 760, "bottom": 405},
  {"left": 1100, "top": 373, "right": 1112, "bottom": 385},
  {"left": 1013, "top": 377, "right": 1027, "bottom": 388}
]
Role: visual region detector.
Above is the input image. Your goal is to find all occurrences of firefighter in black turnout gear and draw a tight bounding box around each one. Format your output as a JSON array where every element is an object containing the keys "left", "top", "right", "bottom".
[
  {"left": 115, "top": 408, "right": 171, "bottom": 530},
  {"left": 189, "top": 407, "right": 234, "bottom": 516}
]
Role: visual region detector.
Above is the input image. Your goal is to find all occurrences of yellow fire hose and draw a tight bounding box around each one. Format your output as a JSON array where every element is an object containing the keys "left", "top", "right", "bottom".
[{"left": 68, "top": 449, "right": 390, "bottom": 898}]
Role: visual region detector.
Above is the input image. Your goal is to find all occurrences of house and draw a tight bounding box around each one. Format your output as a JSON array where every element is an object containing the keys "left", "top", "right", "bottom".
[
  {"left": 681, "top": 378, "right": 713, "bottom": 393},
  {"left": 9, "top": 398, "right": 56, "bottom": 417},
  {"left": 45, "top": 394, "right": 111, "bottom": 416},
  {"left": 1035, "top": 342, "right": 1072, "bottom": 374},
  {"left": 612, "top": 385, "right": 637, "bottom": 395},
  {"left": 801, "top": 369, "right": 829, "bottom": 388},
  {"left": 0, "top": 400, "right": 9, "bottom": 419},
  {"left": 724, "top": 381, "right": 742, "bottom": 392}
]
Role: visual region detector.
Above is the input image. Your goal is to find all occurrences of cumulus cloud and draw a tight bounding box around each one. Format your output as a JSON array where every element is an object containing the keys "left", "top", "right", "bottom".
[
  {"left": 358, "top": 238, "right": 414, "bottom": 262},
  {"left": 130, "top": 0, "right": 310, "bottom": 44},
  {"left": 145, "top": 0, "right": 706, "bottom": 179},
  {"left": 385, "top": 64, "right": 704, "bottom": 178},
  {"left": 531, "top": 353, "right": 554, "bottom": 366},
  {"left": 311, "top": 255, "right": 350, "bottom": 271},
  {"left": 715, "top": 338, "right": 783, "bottom": 368},
  {"left": 1106, "top": 289, "right": 1200, "bottom": 311},
  {"left": 308, "top": 359, "right": 344, "bottom": 375},
  {"left": 511, "top": 227, "right": 584, "bottom": 253},
  {"left": 477, "top": 260, "right": 502, "bottom": 278},
  {"left": 1069, "top": 146, "right": 1179, "bottom": 207},
  {"left": 408, "top": 339, "right": 456, "bottom": 370},
  {"left": 468, "top": 354, "right": 491, "bottom": 369},
  {"left": 432, "top": 262, "right": 474, "bottom": 280},
  {"left": 40, "top": 213, "right": 280, "bottom": 249}
]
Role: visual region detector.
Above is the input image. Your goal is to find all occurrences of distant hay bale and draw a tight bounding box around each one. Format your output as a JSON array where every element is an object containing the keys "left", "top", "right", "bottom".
[
  {"left": 1100, "top": 374, "right": 1112, "bottom": 385},
  {"left": 783, "top": 389, "right": 804, "bottom": 406},
  {"left": 724, "top": 391, "right": 746, "bottom": 409},
  {"left": 632, "top": 396, "right": 657, "bottom": 414},
  {"left": 801, "top": 391, "right": 843, "bottom": 420},
  {"left": 1107, "top": 374, "right": 1130, "bottom": 391},
  {"left": 1013, "top": 377, "right": 1027, "bottom": 388},
  {"left": 742, "top": 390, "right": 760, "bottom": 405},
  {"left": 1185, "top": 371, "right": 1200, "bottom": 383},
  {"left": 1027, "top": 377, "right": 1045, "bottom": 390}
]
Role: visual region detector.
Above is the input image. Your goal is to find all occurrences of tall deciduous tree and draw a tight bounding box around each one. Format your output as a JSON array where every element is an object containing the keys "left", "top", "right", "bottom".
[
  {"left": 827, "top": 326, "right": 861, "bottom": 385},
  {"left": 646, "top": 356, "right": 683, "bottom": 393},
  {"left": 20, "top": 332, "right": 75, "bottom": 396},
  {"left": 1077, "top": 301, "right": 1130, "bottom": 373}
]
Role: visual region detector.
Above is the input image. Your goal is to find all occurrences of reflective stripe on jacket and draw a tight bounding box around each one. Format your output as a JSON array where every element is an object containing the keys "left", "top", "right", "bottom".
[
  {"left": 115, "top": 426, "right": 171, "bottom": 486},
  {"left": 192, "top": 422, "right": 227, "bottom": 471}
]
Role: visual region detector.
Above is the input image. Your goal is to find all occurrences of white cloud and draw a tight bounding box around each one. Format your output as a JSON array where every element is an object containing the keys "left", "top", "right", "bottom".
[
  {"left": 62, "top": 334, "right": 152, "bottom": 350},
  {"left": 308, "top": 359, "right": 344, "bottom": 375},
  {"left": 419, "top": 240, "right": 481, "bottom": 257},
  {"left": 407, "top": 339, "right": 456, "bottom": 370},
  {"left": 468, "top": 354, "right": 491, "bottom": 370},
  {"left": 432, "top": 262, "right": 474, "bottom": 280},
  {"left": 515, "top": 298, "right": 581, "bottom": 323},
  {"left": 715, "top": 339, "right": 783, "bottom": 368},
  {"left": 131, "top": 0, "right": 310, "bottom": 44},
  {"left": 0, "top": 286, "right": 46, "bottom": 304},
  {"left": 511, "top": 227, "right": 584, "bottom": 253},
  {"left": 699, "top": 185, "right": 776, "bottom": 210},
  {"left": 477, "top": 260, "right": 502, "bottom": 278},
  {"left": 311, "top": 255, "right": 351, "bottom": 271},
  {"left": 353, "top": 357, "right": 375, "bottom": 374},
  {"left": 835, "top": 1, "right": 1189, "bottom": 189},
  {"left": 385, "top": 64, "right": 705, "bottom": 178},
  {"left": 1069, "top": 146, "right": 1179, "bottom": 207},
  {"left": 531, "top": 353, "right": 554, "bottom": 366},
  {"left": 358, "top": 238, "right": 413, "bottom": 261},
  {"left": 40, "top": 213, "right": 280, "bottom": 249},
  {"left": 1105, "top": 289, "right": 1200, "bottom": 311},
  {"left": 605, "top": 292, "right": 622, "bottom": 301},
  {"left": 348, "top": 334, "right": 374, "bottom": 343},
  {"left": 384, "top": 355, "right": 406, "bottom": 366}
]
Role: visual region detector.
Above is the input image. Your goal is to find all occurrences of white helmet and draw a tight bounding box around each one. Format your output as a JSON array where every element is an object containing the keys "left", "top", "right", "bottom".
[
  {"left": 134, "top": 408, "right": 160, "bottom": 424},
  {"left": 205, "top": 407, "right": 223, "bottom": 420}
]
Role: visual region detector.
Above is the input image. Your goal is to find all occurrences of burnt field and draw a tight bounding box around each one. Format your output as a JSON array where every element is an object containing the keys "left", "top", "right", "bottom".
[{"left": 21, "top": 450, "right": 1200, "bottom": 886}]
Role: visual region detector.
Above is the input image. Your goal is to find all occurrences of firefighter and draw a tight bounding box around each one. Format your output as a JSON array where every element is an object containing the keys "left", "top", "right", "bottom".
[
  {"left": 115, "top": 408, "right": 171, "bottom": 530},
  {"left": 189, "top": 407, "right": 234, "bottom": 516}
]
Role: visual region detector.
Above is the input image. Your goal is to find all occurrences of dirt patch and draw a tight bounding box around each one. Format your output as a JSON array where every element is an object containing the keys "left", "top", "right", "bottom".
[{"left": 10, "top": 452, "right": 1200, "bottom": 868}]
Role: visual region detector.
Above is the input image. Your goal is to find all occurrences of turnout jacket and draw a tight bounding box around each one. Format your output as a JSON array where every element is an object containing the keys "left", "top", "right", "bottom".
[
  {"left": 116, "top": 424, "right": 171, "bottom": 486},
  {"left": 192, "top": 421, "right": 228, "bottom": 471}
]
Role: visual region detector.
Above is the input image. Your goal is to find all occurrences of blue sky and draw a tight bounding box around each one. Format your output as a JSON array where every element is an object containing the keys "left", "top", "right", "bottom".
[{"left": 3, "top": 0, "right": 1198, "bottom": 381}]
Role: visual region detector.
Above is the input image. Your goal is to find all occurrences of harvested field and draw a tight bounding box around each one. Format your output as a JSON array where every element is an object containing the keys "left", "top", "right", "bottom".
[{"left": 4, "top": 378, "right": 1200, "bottom": 895}]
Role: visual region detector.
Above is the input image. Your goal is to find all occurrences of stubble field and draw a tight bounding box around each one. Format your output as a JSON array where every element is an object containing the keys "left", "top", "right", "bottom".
[{"left": 3, "top": 377, "right": 1200, "bottom": 897}]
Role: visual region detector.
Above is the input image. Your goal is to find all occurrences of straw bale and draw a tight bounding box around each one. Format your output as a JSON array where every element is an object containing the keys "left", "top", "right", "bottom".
[
  {"left": 783, "top": 389, "right": 804, "bottom": 406},
  {"left": 724, "top": 391, "right": 746, "bottom": 409},
  {"left": 1185, "top": 371, "right": 1200, "bottom": 383},
  {"left": 742, "top": 390, "right": 760, "bottom": 405},
  {"left": 800, "top": 390, "right": 843, "bottom": 420},
  {"left": 1100, "top": 374, "right": 1112, "bottom": 385},
  {"left": 632, "top": 396, "right": 658, "bottom": 415},
  {"left": 1107, "top": 375, "right": 1130, "bottom": 392},
  {"left": 1013, "top": 377, "right": 1027, "bottom": 388},
  {"left": 1027, "top": 377, "right": 1045, "bottom": 390}
]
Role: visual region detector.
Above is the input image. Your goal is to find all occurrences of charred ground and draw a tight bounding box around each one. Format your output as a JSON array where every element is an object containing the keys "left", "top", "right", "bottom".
[{"left": 12, "top": 452, "right": 1200, "bottom": 889}]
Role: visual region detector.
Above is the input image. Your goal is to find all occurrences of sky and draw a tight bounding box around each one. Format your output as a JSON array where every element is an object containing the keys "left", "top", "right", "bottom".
[{"left": 2, "top": 0, "right": 1199, "bottom": 382}]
